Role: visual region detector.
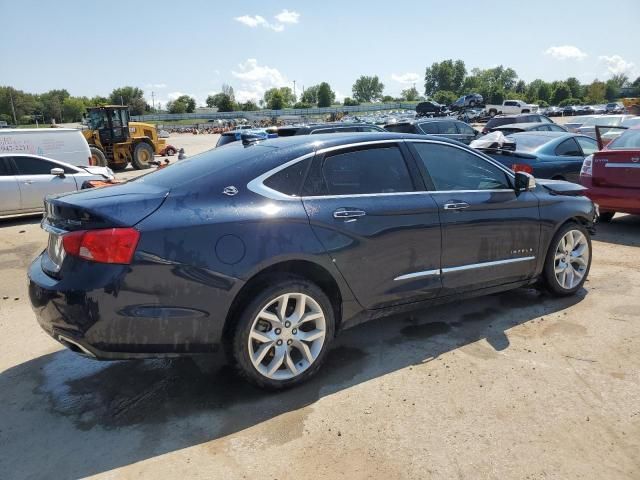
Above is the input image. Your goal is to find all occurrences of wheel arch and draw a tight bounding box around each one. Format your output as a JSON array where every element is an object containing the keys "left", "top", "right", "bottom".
[{"left": 222, "top": 259, "right": 345, "bottom": 341}]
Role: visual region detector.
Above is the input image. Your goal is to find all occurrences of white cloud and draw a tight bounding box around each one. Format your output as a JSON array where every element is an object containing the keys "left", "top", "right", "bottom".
[
  {"left": 391, "top": 72, "right": 420, "bottom": 84},
  {"left": 234, "top": 15, "right": 267, "bottom": 28},
  {"left": 334, "top": 90, "right": 346, "bottom": 103},
  {"left": 544, "top": 45, "right": 587, "bottom": 60},
  {"left": 232, "top": 58, "right": 289, "bottom": 102},
  {"left": 234, "top": 9, "right": 299, "bottom": 32},
  {"left": 145, "top": 83, "right": 167, "bottom": 89},
  {"left": 598, "top": 54, "right": 636, "bottom": 76},
  {"left": 275, "top": 9, "right": 300, "bottom": 24}
]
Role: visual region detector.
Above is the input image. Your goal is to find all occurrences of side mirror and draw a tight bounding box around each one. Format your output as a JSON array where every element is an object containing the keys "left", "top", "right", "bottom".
[
  {"left": 51, "top": 168, "right": 65, "bottom": 177},
  {"left": 514, "top": 171, "right": 536, "bottom": 192},
  {"left": 473, "top": 129, "right": 481, "bottom": 137}
]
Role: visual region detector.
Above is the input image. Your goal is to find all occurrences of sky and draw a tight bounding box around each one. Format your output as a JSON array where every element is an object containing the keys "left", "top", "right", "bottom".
[{"left": 1, "top": 0, "right": 639, "bottom": 107}]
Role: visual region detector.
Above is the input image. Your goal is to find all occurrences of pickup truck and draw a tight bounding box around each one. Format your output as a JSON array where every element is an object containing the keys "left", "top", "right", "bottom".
[{"left": 485, "top": 100, "right": 538, "bottom": 117}]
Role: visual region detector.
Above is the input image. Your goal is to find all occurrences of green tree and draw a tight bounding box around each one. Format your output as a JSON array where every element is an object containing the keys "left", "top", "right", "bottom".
[
  {"left": 432, "top": 90, "right": 458, "bottom": 105},
  {"left": 221, "top": 83, "right": 236, "bottom": 102},
  {"left": 423, "top": 59, "right": 467, "bottom": 96},
  {"left": 401, "top": 86, "right": 419, "bottom": 101},
  {"left": 565, "top": 77, "right": 583, "bottom": 99},
  {"left": 343, "top": 97, "right": 360, "bottom": 106},
  {"left": 352, "top": 75, "right": 385, "bottom": 103},
  {"left": 605, "top": 80, "right": 619, "bottom": 102},
  {"left": 610, "top": 73, "right": 629, "bottom": 88},
  {"left": 240, "top": 100, "right": 258, "bottom": 111},
  {"left": 551, "top": 83, "right": 571, "bottom": 105},
  {"left": 264, "top": 87, "right": 296, "bottom": 108},
  {"left": 207, "top": 93, "right": 234, "bottom": 112},
  {"left": 39, "top": 89, "right": 70, "bottom": 123},
  {"left": 515, "top": 80, "right": 527, "bottom": 94},
  {"left": 537, "top": 82, "right": 552, "bottom": 103},
  {"left": 317, "top": 82, "right": 335, "bottom": 107},
  {"left": 461, "top": 66, "right": 518, "bottom": 104},
  {"left": 301, "top": 85, "right": 320, "bottom": 105},
  {"left": 167, "top": 95, "right": 196, "bottom": 114},
  {"left": 109, "top": 86, "right": 147, "bottom": 115},
  {"left": 89, "top": 95, "right": 109, "bottom": 106},
  {"left": 381, "top": 95, "right": 395, "bottom": 103},
  {"left": 585, "top": 80, "right": 606, "bottom": 103},
  {"left": 293, "top": 102, "right": 312, "bottom": 109},
  {"left": 62, "top": 97, "right": 86, "bottom": 122}
]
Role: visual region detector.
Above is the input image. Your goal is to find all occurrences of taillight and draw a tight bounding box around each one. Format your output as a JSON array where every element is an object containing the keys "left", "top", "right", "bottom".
[
  {"left": 62, "top": 228, "right": 140, "bottom": 264},
  {"left": 580, "top": 154, "right": 593, "bottom": 177},
  {"left": 512, "top": 163, "right": 533, "bottom": 174}
]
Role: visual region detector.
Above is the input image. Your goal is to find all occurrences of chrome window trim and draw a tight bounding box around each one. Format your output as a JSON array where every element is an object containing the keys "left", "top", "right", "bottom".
[
  {"left": 247, "top": 138, "right": 516, "bottom": 201},
  {"left": 394, "top": 256, "right": 536, "bottom": 281}
]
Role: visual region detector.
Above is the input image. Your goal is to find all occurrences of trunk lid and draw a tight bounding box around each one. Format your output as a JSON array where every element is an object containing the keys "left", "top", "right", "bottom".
[
  {"left": 592, "top": 150, "right": 640, "bottom": 188},
  {"left": 43, "top": 181, "right": 169, "bottom": 230}
]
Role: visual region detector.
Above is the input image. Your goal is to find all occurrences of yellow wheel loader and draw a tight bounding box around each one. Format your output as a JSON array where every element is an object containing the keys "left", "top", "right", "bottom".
[{"left": 82, "top": 106, "right": 166, "bottom": 170}]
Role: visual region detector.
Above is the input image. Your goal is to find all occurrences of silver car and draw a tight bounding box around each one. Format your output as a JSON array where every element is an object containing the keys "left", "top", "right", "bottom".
[{"left": 0, "top": 153, "right": 114, "bottom": 218}]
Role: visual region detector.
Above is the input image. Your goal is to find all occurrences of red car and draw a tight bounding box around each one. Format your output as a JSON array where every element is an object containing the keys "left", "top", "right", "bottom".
[{"left": 579, "top": 126, "right": 640, "bottom": 222}]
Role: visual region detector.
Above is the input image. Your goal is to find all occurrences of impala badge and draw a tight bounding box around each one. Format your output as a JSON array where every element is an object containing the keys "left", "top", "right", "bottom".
[
  {"left": 223, "top": 186, "right": 239, "bottom": 196},
  {"left": 632, "top": 157, "right": 639, "bottom": 163}
]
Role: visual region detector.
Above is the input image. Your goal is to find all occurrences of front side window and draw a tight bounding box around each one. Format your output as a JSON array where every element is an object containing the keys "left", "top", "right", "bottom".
[
  {"left": 456, "top": 122, "right": 475, "bottom": 135},
  {"left": 438, "top": 121, "right": 458, "bottom": 134},
  {"left": 0, "top": 157, "right": 13, "bottom": 176},
  {"left": 311, "top": 146, "right": 414, "bottom": 196},
  {"left": 412, "top": 142, "right": 511, "bottom": 191},
  {"left": 14, "top": 156, "right": 56, "bottom": 175},
  {"left": 418, "top": 122, "right": 438, "bottom": 134}
]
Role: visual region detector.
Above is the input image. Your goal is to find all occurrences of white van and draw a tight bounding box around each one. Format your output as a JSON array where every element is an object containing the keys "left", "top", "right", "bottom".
[{"left": 0, "top": 128, "right": 91, "bottom": 167}]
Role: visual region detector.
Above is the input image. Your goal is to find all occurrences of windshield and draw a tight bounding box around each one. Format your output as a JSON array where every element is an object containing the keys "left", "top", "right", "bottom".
[
  {"left": 87, "top": 110, "right": 108, "bottom": 130},
  {"left": 608, "top": 130, "right": 640, "bottom": 150},
  {"left": 582, "top": 116, "right": 625, "bottom": 127},
  {"left": 504, "top": 134, "right": 550, "bottom": 152}
]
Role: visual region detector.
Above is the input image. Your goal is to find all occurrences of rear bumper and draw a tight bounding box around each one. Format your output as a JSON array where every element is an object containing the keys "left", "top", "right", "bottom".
[
  {"left": 28, "top": 252, "right": 241, "bottom": 359},
  {"left": 579, "top": 176, "right": 640, "bottom": 214}
]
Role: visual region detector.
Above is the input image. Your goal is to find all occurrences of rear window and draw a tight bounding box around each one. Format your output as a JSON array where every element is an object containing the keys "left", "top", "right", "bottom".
[
  {"left": 608, "top": 130, "right": 640, "bottom": 150},
  {"left": 216, "top": 134, "right": 238, "bottom": 147},
  {"left": 582, "top": 117, "right": 624, "bottom": 127},
  {"left": 485, "top": 117, "right": 516, "bottom": 130},
  {"left": 505, "top": 134, "right": 551, "bottom": 152},
  {"left": 418, "top": 122, "right": 438, "bottom": 134},
  {"left": 263, "top": 158, "right": 311, "bottom": 196},
  {"left": 277, "top": 127, "right": 302, "bottom": 137},
  {"left": 384, "top": 123, "right": 417, "bottom": 134}
]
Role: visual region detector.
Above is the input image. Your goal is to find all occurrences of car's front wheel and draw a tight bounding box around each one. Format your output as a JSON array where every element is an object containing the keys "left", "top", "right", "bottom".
[
  {"left": 231, "top": 277, "right": 335, "bottom": 389},
  {"left": 542, "top": 222, "right": 592, "bottom": 296}
]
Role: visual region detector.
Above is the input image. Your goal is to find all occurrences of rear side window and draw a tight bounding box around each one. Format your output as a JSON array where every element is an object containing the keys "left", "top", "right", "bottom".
[
  {"left": 438, "top": 121, "right": 458, "bottom": 134},
  {"left": 412, "top": 142, "right": 511, "bottom": 191},
  {"left": 310, "top": 128, "right": 336, "bottom": 134},
  {"left": 14, "top": 156, "right": 57, "bottom": 175},
  {"left": 609, "top": 130, "right": 640, "bottom": 150},
  {"left": 418, "top": 122, "right": 438, "bottom": 134},
  {"left": 575, "top": 136, "right": 598, "bottom": 155},
  {"left": 555, "top": 138, "right": 582, "bottom": 156},
  {"left": 485, "top": 117, "right": 513, "bottom": 130},
  {"left": 384, "top": 123, "right": 417, "bottom": 134},
  {"left": 316, "top": 146, "right": 414, "bottom": 196},
  {"left": 359, "top": 126, "right": 383, "bottom": 132},
  {"left": 456, "top": 122, "right": 475, "bottom": 135},
  {"left": 263, "top": 158, "right": 311, "bottom": 196},
  {"left": 0, "top": 157, "right": 13, "bottom": 175},
  {"left": 216, "top": 134, "right": 237, "bottom": 147}
]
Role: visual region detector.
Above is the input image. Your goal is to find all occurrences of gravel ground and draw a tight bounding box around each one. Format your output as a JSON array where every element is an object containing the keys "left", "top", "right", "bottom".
[{"left": 0, "top": 131, "right": 639, "bottom": 479}]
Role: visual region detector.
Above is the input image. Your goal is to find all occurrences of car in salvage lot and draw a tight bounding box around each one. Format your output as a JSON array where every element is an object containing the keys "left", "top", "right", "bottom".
[
  {"left": 475, "top": 131, "right": 598, "bottom": 182},
  {"left": 0, "top": 153, "right": 114, "bottom": 218},
  {"left": 384, "top": 118, "right": 479, "bottom": 144},
  {"left": 28, "top": 132, "right": 596, "bottom": 390},
  {"left": 580, "top": 125, "right": 640, "bottom": 222},
  {"left": 488, "top": 122, "right": 568, "bottom": 135}
]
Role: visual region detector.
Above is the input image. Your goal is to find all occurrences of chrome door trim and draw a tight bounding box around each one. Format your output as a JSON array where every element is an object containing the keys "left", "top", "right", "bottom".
[
  {"left": 442, "top": 256, "right": 535, "bottom": 273},
  {"left": 604, "top": 163, "right": 640, "bottom": 168},
  {"left": 394, "top": 269, "right": 441, "bottom": 281}
]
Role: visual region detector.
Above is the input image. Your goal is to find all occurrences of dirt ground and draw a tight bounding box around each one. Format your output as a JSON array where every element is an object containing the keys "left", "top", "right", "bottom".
[{"left": 1, "top": 132, "right": 639, "bottom": 479}]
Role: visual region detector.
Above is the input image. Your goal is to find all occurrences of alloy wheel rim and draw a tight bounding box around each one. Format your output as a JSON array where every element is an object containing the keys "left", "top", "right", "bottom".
[
  {"left": 554, "top": 230, "right": 589, "bottom": 289},
  {"left": 248, "top": 293, "right": 326, "bottom": 380}
]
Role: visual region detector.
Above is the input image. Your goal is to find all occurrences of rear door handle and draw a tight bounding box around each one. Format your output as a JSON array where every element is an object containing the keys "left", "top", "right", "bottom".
[
  {"left": 443, "top": 202, "right": 470, "bottom": 211},
  {"left": 333, "top": 208, "right": 366, "bottom": 219}
]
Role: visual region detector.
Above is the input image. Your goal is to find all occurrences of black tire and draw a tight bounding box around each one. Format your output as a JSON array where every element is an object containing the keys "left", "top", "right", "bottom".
[
  {"left": 598, "top": 211, "right": 615, "bottom": 223},
  {"left": 166, "top": 147, "right": 177, "bottom": 156},
  {"left": 230, "top": 276, "right": 335, "bottom": 390},
  {"left": 132, "top": 143, "right": 154, "bottom": 170},
  {"left": 489, "top": 109, "right": 497, "bottom": 117},
  {"left": 469, "top": 100, "right": 476, "bottom": 107},
  {"left": 542, "top": 222, "right": 592, "bottom": 296},
  {"left": 89, "top": 146, "right": 107, "bottom": 167},
  {"left": 110, "top": 163, "right": 127, "bottom": 171}
]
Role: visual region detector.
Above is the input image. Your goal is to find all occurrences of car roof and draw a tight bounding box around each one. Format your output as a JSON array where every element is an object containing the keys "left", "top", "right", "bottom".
[
  {"left": 506, "top": 131, "right": 572, "bottom": 139},
  {"left": 492, "top": 113, "right": 540, "bottom": 119},
  {"left": 495, "top": 122, "right": 550, "bottom": 129}
]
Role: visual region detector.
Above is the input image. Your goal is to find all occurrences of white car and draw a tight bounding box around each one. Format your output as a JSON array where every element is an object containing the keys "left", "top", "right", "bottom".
[
  {"left": 485, "top": 100, "right": 539, "bottom": 117},
  {"left": 0, "top": 153, "right": 114, "bottom": 218}
]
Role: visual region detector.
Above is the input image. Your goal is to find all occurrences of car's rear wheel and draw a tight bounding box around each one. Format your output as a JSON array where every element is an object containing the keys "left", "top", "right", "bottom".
[
  {"left": 598, "top": 211, "right": 615, "bottom": 223},
  {"left": 231, "top": 277, "right": 335, "bottom": 389},
  {"left": 542, "top": 222, "right": 592, "bottom": 296}
]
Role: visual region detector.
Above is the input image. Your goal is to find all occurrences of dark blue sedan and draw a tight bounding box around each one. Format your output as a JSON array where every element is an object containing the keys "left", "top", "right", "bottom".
[
  {"left": 29, "top": 133, "right": 596, "bottom": 389},
  {"left": 482, "top": 132, "right": 598, "bottom": 183}
]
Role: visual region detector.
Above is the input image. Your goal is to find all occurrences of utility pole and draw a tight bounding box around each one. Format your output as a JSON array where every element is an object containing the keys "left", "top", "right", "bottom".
[
  {"left": 9, "top": 90, "right": 17, "bottom": 125},
  {"left": 120, "top": 95, "right": 124, "bottom": 106},
  {"left": 151, "top": 91, "right": 156, "bottom": 111},
  {"left": 293, "top": 80, "right": 297, "bottom": 100}
]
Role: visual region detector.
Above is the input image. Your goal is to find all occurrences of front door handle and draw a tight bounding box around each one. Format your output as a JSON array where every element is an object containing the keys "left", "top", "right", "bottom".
[
  {"left": 333, "top": 208, "right": 366, "bottom": 219},
  {"left": 443, "top": 202, "right": 470, "bottom": 211}
]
